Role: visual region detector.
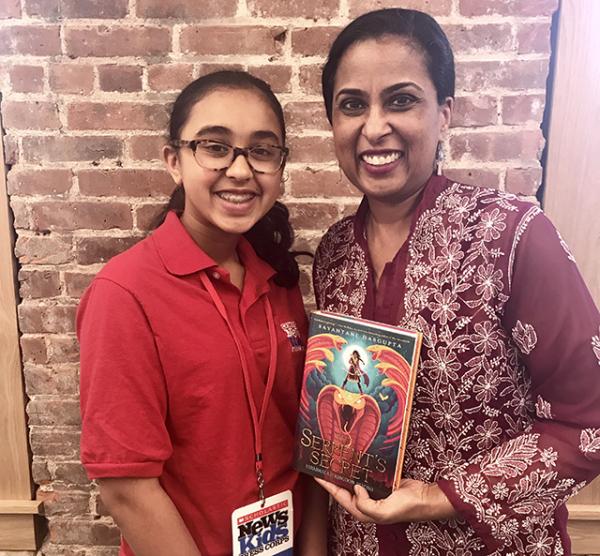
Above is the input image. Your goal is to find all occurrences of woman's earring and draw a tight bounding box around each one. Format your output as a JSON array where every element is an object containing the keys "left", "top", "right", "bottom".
[{"left": 435, "top": 142, "right": 445, "bottom": 176}]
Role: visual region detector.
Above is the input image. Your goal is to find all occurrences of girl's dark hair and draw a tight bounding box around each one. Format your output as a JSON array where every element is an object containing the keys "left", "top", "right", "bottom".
[
  {"left": 322, "top": 8, "right": 455, "bottom": 123},
  {"left": 155, "top": 70, "right": 302, "bottom": 288}
]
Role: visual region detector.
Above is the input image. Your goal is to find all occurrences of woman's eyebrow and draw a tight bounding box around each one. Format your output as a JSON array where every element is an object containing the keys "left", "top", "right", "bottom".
[
  {"left": 382, "top": 82, "right": 424, "bottom": 95},
  {"left": 334, "top": 88, "right": 364, "bottom": 101}
]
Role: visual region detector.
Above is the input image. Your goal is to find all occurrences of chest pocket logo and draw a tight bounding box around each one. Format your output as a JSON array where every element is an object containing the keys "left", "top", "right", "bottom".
[{"left": 280, "top": 321, "right": 304, "bottom": 352}]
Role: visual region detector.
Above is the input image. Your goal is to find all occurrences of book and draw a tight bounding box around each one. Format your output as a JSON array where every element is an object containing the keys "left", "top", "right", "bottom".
[{"left": 294, "top": 311, "right": 422, "bottom": 499}]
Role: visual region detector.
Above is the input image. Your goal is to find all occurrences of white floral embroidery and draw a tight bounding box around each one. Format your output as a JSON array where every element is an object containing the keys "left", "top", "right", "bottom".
[
  {"left": 556, "top": 229, "right": 576, "bottom": 262},
  {"left": 579, "top": 428, "right": 600, "bottom": 455},
  {"left": 592, "top": 327, "right": 600, "bottom": 365},
  {"left": 512, "top": 320, "right": 538, "bottom": 355},
  {"left": 535, "top": 395, "right": 553, "bottom": 419}
]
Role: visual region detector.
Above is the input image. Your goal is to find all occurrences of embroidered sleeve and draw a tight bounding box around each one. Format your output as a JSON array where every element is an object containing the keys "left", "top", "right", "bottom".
[{"left": 438, "top": 212, "right": 600, "bottom": 553}]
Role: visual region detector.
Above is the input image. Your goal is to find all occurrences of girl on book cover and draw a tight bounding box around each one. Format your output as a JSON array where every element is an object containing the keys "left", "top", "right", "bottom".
[
  {"left": 311, "top": 8, "right": 600, "bottom": 556},
  {"left": 342, "top": 350, "right": 369, "bottom": 393},
  {"left": 77, "top": 71, "right": 326, "bottom": 556}
]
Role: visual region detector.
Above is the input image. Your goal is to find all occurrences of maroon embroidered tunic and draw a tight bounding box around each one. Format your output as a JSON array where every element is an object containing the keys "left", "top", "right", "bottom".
[{"left": 313, "top": 175, "right": 600, "bottom": 556}]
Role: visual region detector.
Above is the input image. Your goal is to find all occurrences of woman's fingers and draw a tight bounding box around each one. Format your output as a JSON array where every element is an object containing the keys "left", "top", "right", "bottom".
[{"left": 314, "top": 478, "right": 374, "bottom": 523}]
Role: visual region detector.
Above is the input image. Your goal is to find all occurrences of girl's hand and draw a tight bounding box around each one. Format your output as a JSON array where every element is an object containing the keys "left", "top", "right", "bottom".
[{"left": 315, "top": 477, "right": 457, "bottom": 524}]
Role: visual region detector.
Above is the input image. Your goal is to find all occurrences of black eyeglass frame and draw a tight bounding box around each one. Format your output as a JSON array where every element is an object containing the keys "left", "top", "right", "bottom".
[{"left": 170, "top": 139, "right": 289, "bottom": 175}]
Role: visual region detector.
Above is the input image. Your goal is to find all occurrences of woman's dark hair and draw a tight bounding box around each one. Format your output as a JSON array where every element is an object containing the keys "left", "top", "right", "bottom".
[
  {"left": 322, "top": 8, "right": 455, "bottom": 123},
  {"left": 155, "top": 70, "right": 303, "bottom": 288}
]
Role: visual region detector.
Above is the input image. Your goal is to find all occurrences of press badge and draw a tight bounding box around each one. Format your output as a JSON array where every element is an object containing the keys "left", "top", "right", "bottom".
[{"left": 231, "top": 490, "right": 293, "bottom": 556}]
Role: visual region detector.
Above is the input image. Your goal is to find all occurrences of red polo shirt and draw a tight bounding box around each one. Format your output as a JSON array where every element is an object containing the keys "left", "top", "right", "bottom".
[{"left": 78, "top": 212, "right": 308, "bottom": 556}]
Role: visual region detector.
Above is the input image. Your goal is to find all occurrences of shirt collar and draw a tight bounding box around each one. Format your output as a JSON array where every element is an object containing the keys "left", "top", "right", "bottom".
[
  {"left": 353, "top": 173, "right": 449, "bottom": 246},
  {"left": 152, "top": 211, "right": 276, "bottom": 286}
]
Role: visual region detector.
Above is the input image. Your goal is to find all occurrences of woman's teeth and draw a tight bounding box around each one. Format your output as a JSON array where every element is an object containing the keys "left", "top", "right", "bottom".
[
  {"left": 216, "top": 192, "right": 256, "bottom": 203},
  {"left": 362, "top": 152, "right": 402, "bottom": 166}
]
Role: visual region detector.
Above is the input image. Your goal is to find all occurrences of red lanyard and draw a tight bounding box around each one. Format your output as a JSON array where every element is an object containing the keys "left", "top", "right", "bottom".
[{"left": 200, "top": 272, "right": 278, "bottom": 506}]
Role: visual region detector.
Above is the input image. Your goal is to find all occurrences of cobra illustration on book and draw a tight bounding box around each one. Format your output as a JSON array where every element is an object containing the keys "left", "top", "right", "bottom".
[{"left": 294, "top": 311, "right": 422, "bottom": 499}]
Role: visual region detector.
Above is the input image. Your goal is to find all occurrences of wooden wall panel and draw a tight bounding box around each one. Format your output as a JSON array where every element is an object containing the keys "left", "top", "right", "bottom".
[{"left": 544, "top": 1, "right": 600, "bottom": 554}]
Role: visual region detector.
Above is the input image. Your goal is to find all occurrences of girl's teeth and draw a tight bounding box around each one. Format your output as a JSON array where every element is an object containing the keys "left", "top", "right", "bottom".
[
  {"left": 217, "top": 192, "right": 255, "bottom": 203},
  {"left": 362, "top": 152, "right": 402, "bottom": 166}
]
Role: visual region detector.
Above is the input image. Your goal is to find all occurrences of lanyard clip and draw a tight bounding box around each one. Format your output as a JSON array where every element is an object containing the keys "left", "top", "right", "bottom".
[{"left": 256, "top": 454, "right": 265, "bottom": 507}]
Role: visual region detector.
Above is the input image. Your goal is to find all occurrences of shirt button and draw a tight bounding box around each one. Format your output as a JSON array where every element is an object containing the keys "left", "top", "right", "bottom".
[{"left": 211, "top": 271, "right": 220, "bottom": 280}]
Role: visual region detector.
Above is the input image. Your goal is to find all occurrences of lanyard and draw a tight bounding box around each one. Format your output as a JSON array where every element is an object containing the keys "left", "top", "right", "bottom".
[{"left": 200, "top": 271, "right": 278, "bottom": 506}]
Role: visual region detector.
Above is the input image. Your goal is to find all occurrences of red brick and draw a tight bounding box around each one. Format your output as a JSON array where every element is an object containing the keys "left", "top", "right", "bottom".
[
  {"left": 30, "top": 428, "right": 80, "bottom": 458},
  {"left": 75, "top": 236, "right": 142, "bottom": 264},
  {"left": 0, "top": 0, "right": 20, "bottom": 18},
  {"left": 248, "top": 0, "right": 337, "bottom": 18},
  {"left": 446, "top": 24, "right": 513, "bottom": 55},
  {"left": 18, "top": 304, "right": 77, "bottom": 334},
  {"left": 15, "top": 235, "right": 73, "bottom": 265},
  {"left": 3, "top": 135, "right": 19, "bottom": 165},
  {"left": 37, "top": 488, "right": 90, "bottom": 517},
  {"left": 47, "top": 335, "right": 80, "bottom": 363},
  {"left": 287, "top": 202, "right": 339, "bottom": 230},
  {"left": 65, "top": 26, "right": 170, "bottom": 57},
  {"left": 452, "top": 96, "right": 499, "bottom": 127},
  {"left": 339, "top": 201, "right": 362, "bottom": 219},
  {"left": 450, "top": 130, "right": 543, "bottom": 163},
  {"left": 9, "top": 65, "right": 44, "bottom": 93},
  {"left": 456, "top": 60, "right": 549, "bottom": 92},
  {"left": 288, "top": 135, "right": 335, "bottom": 163},
  {"left": 52, "top": 462, "right": 90, "bottom": 486},
  {"left": 502, "top": 94, "right": 545, "bottom": 125},
  {"left": 28, "top": 398, "right": 81, "bottom": 426},
  {"left": 285, "top": 102, "right": 330, "bottom": 133},
  {"left": 128, "top": 135, "right": 166, "bottom": 161},
  {"left": 23, "top": 136, "right": 122, "bottom": 163},
  {"left": 61, "top": 0, "right": 127, "bottom": 17},
  {"left": 299, "top": 266, "right": 312, "bottom": 299},
  {"left": 24, "top": 0, "right": 59, "bottom": 17},
  {"left": 506, "top": 167, "right": 542, "bottom": 196},
  {"left": 350, "top": 0, "right": 451, "bottom": 17},
  {"left": 198, "top": 63, "right": 244, "bottom": 77},
  {"left": 99, "top": 65, "right": 142, "bottom": 92},
  {"left": 136, "top": 203, "right": 167, "bottom": 231},
  {"left": 48, "top": 518, "right": 120, "bottom": 546},
  {"left": 3, "top": 100, "right": 60, "bottom": 130},
  {"left": 10, "top": 199, "right": 30, "bottom": 228},
  {"left": 248, "top": 65, "right": 292, "bottom": 94},
  {"left": 180, "top": 26, "right": 286, "bottom": 56},
  {"left": 516, "top": 23, "right": 551, "bottom": 55},
  {"left": 8, "top": 169, "right": 72, "bottom": 196},
  {"left": 24, "top": 363, "right": 78, "bottom": 395},
  {"left": 31, "top": 201, "right": 132, "bottom": 232},
  {"left": 299, "top": 64, "right": 322, "bottom": 95},
  {"left": 0, "top": 25, "right": 60, "bottom": 55},
  {"left": 137, "top": 0, "right": 236, "bottom": 18},
  {"left": 20, "top": 336, "right": 48, "bottom": 365},
  {"left": 148, "top": 63, "right": 194, "bottom": 92},
  {"left": 67, "top": 102, "right": 168, "bottom": 131},
  {"left": 32, "top": 459, "right": 52, "bottom": 483},
  {"left": 63, "top": 271, "right": 94, "bottom": 297},
  {"left": 292, "top": 27, "right": 341, "bottom": 57},
  {"left": 444, "top": 168, "right": 501, "bottom": 189},
  {"left": 49, "top": 63, "right": 94, "bottom": 94},
  {"left": 290, "top": 168, "right": 359, "bottom": 197},
  {"left": 78, "top": 169, "right": 174, "bottom": 197},
  {"left": 459, "top": 0, "right": 558, "bottom": 17},
  {"left": 19, "top": 269, "right": 61, "bottom": 299},
  {"left": 292, "top": 232, "right": 321, "bottom": 254}
]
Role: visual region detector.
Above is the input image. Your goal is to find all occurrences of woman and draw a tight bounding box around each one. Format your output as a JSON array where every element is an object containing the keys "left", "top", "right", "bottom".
[
  {"left": 312, "top": 9, "right": 600, "bottom": 556},
  {"left": 78, "top": 71, "right": 325, "bottom": 555}
]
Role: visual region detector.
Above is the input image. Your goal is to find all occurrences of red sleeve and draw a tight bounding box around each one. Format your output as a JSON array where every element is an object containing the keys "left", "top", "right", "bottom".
[
  {"left": 438, "top": 212, "right": 600, "bottom": 552},
  {"left": 77, "top": 277, "right": 172, "bottom": 478}
]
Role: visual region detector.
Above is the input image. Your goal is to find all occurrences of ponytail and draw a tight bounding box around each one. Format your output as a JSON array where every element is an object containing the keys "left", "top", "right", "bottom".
[{"left": 151, "top": 184, "right": 184, "bottom": 229}]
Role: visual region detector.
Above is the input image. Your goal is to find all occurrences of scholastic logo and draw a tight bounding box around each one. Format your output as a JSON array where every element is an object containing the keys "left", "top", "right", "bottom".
[
  {"left": 237, "top": 501, "right": 290, "bottom": 555},
  {"left": 280, "top": 321, "right": 303, "bottom": 352}
]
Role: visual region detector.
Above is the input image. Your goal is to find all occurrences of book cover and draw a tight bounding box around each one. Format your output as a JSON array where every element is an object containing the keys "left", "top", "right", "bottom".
[{"left": 294, "top": 311, "right": 422, "bottom": 499}]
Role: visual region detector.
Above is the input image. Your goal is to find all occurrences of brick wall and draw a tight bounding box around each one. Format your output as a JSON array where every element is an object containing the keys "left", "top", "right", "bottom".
[{"left": 0, "top": 0, "right": 557, "bottom": 554}]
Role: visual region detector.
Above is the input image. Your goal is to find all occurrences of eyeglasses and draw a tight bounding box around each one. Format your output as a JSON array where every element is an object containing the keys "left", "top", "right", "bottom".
[{"left": 171, "top": 139, "right": 289, "bottom": 174}]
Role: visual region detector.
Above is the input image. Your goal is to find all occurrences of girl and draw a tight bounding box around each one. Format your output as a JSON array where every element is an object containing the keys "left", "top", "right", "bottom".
[{"left": 78, "top": 71, "right": 325, "bottom": 556}]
